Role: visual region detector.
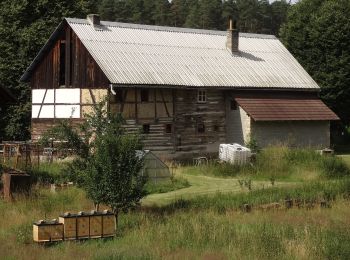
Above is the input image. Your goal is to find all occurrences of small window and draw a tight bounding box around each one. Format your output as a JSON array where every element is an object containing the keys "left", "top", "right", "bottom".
[
  {"left": 165, "top": 124, "right": 172, "bottom": 133},
  {"left": 197, "top": 90, "right": 206, "bottom": 103},
  {"left": 197, "top": 123, "right": 205, "bottom": 133},
  {"left": 141, "top": 89, "right": 149, "bottom": 102},
  {"left": 230, "top": 100, "right": 238, "bottom": 110},
  {"left": 143, "top": 124, "right": 150, "bottom": 134},
  {"left": 214, "top": 124, "right": 219, "bottom": 132}
]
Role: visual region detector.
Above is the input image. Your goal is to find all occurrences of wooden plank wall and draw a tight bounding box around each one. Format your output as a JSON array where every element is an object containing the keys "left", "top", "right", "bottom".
[
  {"left": 110, "top": 88, "right": 226, "bottom": 157},
  {"left": 30, "top": 26, "right": 109, "bottom": 90},
  {"left": 174, "top": 89, "right": 226, "bottom": 155}
]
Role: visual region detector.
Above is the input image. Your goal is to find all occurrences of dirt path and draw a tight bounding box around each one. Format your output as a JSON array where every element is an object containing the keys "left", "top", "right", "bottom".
[{"left": 142, "top": 174, "right": 291, "bottom": 206}]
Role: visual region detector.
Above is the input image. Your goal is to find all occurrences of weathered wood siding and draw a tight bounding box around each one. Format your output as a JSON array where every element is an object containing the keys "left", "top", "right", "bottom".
[
  {"left": 109, "top": 88, "right": 226, "bottom": 158},
  {"left": 174, "top": 89, "right": 226, "bottom": 155},
  {"left": 251, "top": 121, "right": 330, "bottom": 148},
  {"left": 30, "top": 26, "right": 109, "bottom": 90}
]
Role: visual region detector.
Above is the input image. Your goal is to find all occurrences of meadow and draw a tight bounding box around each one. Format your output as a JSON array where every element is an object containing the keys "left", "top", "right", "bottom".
[{"left": 1, "top": 147, "right": 350, "bottom": 259}]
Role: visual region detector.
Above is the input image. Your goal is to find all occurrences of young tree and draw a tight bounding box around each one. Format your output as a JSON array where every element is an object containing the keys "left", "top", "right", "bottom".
[{"left": 41, "top": 100, "right": 146, "bottom": 226}]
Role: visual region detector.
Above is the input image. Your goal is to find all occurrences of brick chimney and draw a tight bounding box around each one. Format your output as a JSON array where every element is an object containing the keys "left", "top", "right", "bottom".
[
  {"left": 226, "top": 19, "right": 239, "bottom": 54},
  {"left": 87, "top": 14, "right": 100, "bottom": 26}
]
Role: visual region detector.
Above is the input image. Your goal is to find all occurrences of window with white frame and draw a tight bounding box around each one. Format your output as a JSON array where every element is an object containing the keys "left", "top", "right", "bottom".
[{"left": 197, "top": 90, "right": 207, "bottom": 103}]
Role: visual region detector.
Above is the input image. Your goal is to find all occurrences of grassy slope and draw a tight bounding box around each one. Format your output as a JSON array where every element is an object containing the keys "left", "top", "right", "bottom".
[{"left": 143, "top": 173, "right": 293, "bottom": 206}]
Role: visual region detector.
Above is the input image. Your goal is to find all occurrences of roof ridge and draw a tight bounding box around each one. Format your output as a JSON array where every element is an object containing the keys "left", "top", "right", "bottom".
[{"left": 65, "top": 18, "right": 276, "bottom": 39}]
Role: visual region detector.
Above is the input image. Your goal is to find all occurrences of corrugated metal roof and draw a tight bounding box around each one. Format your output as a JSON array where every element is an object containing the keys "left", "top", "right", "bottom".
[
  {"left": 236, "top": 96, "right": 339, "bottom": 121},
  {"left": 21, "top": 18, "right": 320, "bottom": 89}
]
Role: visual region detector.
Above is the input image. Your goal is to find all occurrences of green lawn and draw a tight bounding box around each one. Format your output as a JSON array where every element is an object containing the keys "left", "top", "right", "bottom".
[{"left": 142, "top": 173, "right": 294, "bottom": 206}]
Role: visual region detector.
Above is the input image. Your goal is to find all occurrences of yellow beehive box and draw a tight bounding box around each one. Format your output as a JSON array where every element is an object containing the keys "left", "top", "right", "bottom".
[
  {"left": 89, "top": 211, "right": 103, "bottom": 238},
  {"left": 59, "top": 212, "right": 77, "bottom": 240},
  {"left": 102, "top": 210, "right": 116, "bottom": 237},
  {"left": 33, "top": 220, "right": 63, "bottom": 243},
  {"left": 76, "top": 212, "right": 90, "bottom": 239}
]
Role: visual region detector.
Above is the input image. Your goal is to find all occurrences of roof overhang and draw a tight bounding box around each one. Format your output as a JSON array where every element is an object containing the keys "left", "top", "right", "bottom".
[{"left": 235, "top": 95, "right": 339, "bottom": 121}]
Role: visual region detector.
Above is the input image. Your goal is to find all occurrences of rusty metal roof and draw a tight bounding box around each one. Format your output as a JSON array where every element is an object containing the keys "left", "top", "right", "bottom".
[
  {"left": 235, "top": 95, "right": 339, "bottom": 121},
  {"left": 21, "top": 18, "right": 320, "bottom": 90}
]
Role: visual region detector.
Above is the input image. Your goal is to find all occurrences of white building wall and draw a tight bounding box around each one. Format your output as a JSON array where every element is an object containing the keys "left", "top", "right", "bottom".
[{"left": 226, "top": 98, "right": 251, "bottom": 145}]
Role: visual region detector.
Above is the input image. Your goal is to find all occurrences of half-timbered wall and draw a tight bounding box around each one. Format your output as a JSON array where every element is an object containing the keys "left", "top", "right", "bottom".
[{"left": 110, "top": 88, "right": 226, "bottom": 158}]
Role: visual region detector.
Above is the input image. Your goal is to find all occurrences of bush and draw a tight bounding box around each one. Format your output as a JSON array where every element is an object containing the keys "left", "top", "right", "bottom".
[{"left": 321, "top": 156, "right": 350, "bottom": 178}]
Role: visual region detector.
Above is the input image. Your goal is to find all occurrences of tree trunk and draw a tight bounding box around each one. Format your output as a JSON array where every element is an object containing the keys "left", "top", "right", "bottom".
[
  {"left": 94, "top": 202, "right": 100, "bottom": 211},
  {"left": 113, "top": 208, "right": 119, "bottom": 235}
]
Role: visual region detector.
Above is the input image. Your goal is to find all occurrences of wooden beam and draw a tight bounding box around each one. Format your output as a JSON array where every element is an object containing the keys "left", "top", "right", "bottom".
[
  {"left": 89, "top": 89, "right": 96, "bottom": 105},
  {"left": 120, "top": 89, "right": 128, "bottom": 113},
  {"left": 37, "top": 89, "right": 48, "bottom": 118},
  {"left": 135, "top": 89, "right": 138, "bottom": 122},
  {"left": 65, "top": 28, "right": 71, "bottom": 87},
  {"left": 154, "top": 89, "right": 157, "bottom": 121},
  {"left": 160, "top": 89, "right": 170, "bottom": 117}
]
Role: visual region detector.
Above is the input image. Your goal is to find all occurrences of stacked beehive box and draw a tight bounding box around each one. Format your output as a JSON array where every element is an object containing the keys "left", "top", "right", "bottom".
[
  {"left": 33, "top": 219, "right": 64, "bottom": 242},
  {"left": 35, "top": 210, "right": 116, "bottom": 243}
]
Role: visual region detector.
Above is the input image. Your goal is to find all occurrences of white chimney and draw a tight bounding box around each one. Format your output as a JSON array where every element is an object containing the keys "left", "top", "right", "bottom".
[{"left": 87, "top": 14, "right": 100, "bottom": 26}]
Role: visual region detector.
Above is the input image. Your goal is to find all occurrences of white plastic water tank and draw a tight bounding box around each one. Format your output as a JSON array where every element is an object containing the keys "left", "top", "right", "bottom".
[{"left": 219, "top": 143, "right": 251, "bottom": 165}]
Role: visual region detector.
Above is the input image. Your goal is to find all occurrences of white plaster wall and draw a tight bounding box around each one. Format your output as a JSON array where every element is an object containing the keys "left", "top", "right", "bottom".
[
  {"left": 32, "top": 89, "right": 81, "bottom": 119},
  {"left": 226, "top": 100, "right": 251, "bottom": 145}
]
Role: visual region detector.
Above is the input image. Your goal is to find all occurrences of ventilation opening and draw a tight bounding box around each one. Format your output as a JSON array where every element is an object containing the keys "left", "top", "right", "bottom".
[
  {"left": 59, "top": 41, "right": 66, "bottom": 86},
  {"left": 165, "top": 124, "right": 172, "bottom": 133},
  {"left": 143, "top": 124, "right": 150, "bottom": 134},
  {"left": 197, "top": 123, "right": 205, "bottom": 133},
  {"left": 141, "top": 89, "right": 149, "bottom": 102}
]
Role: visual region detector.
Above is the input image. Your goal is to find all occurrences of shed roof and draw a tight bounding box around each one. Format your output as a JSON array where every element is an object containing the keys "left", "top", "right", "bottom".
[
  {"left": 235, "top": 95, "right": 339, "bottom": 121},
  {"left": 21, "top": 18, "right": 320, "bottom": 90}
]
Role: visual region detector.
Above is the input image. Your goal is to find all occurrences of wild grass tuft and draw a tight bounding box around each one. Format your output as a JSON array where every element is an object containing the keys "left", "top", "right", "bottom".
[{"left": 184, "top": 146, "right": 350, "bottom": 181}]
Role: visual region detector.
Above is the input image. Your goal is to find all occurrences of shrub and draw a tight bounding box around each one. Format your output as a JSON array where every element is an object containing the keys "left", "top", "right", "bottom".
[{"left": 321, "top": 156, "right": 350, "bottom": 178}]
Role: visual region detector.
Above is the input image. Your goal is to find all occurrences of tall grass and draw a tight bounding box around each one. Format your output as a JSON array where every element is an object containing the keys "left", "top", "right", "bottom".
[
  {"left": 1, "top": 186, "right": 350, "bottom": 259},
  {"left": 185, "top": 146, "right": 350, "bottom": 181}
]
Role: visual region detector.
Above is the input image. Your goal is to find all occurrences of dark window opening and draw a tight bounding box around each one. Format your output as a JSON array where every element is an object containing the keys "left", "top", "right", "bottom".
[
  {"left": 115, "top": 89, "right": 124, "bottom": 103},
  {"left": 214, "top": 124, "right": 219, "bottom": 131},
  {"left": 165, "top": 124, "right": 172, "bottom": 133},
  {"left": 143, "top": 124, "right": 150, "bottom": 134},
  {"left": 141, "top": 89, "right": 149, "bottom": 102},
  {"left": 59, "top": 42, "right": 66, "bottom": 86},
  {"left": 230, "top": 100, "right": 238, "bottom": 110},
  {"left": 197, "top": 123, "right": 205, "bottom": 133},
  {"left": 197, "top": 90, "right": 206, "bottom": 103}
]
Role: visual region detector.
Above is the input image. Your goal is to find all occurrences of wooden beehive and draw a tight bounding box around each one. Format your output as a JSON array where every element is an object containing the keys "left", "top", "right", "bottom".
[
  {"left": 89, "top": 211, "right": 103, "bottom": 238},
  {"left": 33, "top": 220, "right": 63, "bottom": 243},
  {"left": 76, "top": 212, "right": 90, "bottom": 239},
  {"left": 102, "top": 210, "right": 116, "bottom": 237},
  {"left": 58, "top": 212, "right": 77, "bottom": 240}
]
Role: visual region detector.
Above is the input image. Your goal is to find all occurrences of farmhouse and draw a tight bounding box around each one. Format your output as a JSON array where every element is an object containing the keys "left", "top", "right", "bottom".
[{"left": 20, "top": 15, "right": 338, "bottom": 159}]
